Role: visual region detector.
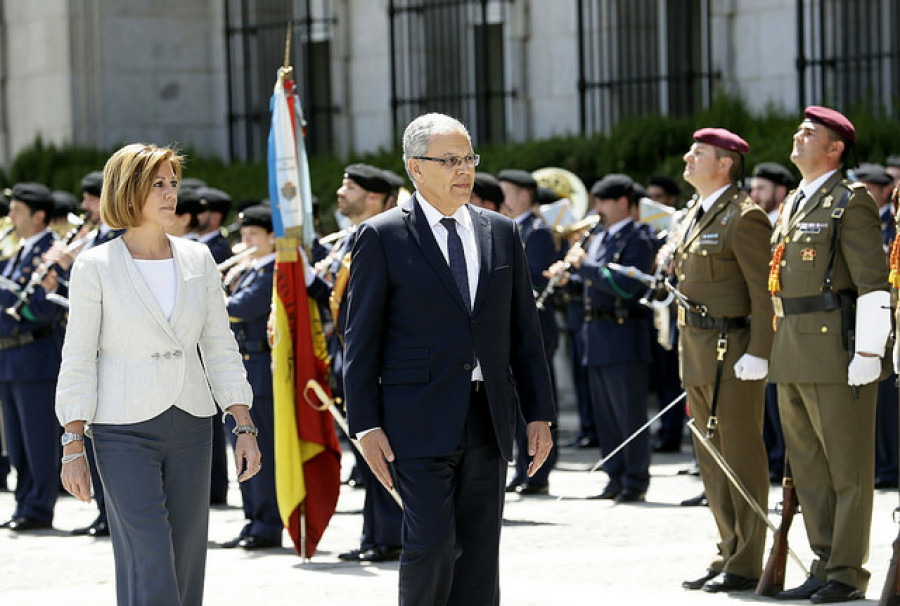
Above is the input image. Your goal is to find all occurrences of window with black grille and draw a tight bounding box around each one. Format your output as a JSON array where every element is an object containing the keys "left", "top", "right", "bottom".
[
  {"left": 577, "top": 0, "right": 717, "bottom": 135},
  {"left": 389, "top": 0, "right": 514, "bottom": 145},
  {"left": 797, "top": 0, "right": 899, "bottom": 117},
  {"left": 225, "top": 0, "right": 337, "bottom": 161}
]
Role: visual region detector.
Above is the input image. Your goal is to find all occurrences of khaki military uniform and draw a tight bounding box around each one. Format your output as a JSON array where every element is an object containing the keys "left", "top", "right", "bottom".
[
  {"left": 769, "top": 172, "right": 889, "bottom": 591},
  {"left": 675, "top": 185, "right": 773, "bottom": 579}
]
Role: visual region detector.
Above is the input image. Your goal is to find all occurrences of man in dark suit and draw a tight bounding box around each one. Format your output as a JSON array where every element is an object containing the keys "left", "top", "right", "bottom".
[
  {"left": 0, "top": 183, "right": 65, "bottom": 531},
  {"left": 498, "top": 168, "right": 560, "bottom": 495},
  {"left": 343, "top": 113, "right": 556, "bottom": 606},
  {"left": 195, "top": 187, "right": 234, "bottom": 264}
]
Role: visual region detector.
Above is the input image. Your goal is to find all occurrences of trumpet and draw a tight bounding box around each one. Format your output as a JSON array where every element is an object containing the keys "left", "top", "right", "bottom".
[
  {"left": 5, "top": 214, "right": 91, "bottom": 321},
  {"left": 535, "top": 216, "right": 605, "bottom": 311},
  {"left": 318, "top": 226, "right": 353, "bottom": 245},
  {"left": 554, "top": 214, "right": 601, "bottom": 238}
]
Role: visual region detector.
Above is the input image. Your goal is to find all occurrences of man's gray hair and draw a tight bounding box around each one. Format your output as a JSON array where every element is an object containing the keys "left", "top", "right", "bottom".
[{"left": 402, "top": 113, "right": 472, "bottom": 184}]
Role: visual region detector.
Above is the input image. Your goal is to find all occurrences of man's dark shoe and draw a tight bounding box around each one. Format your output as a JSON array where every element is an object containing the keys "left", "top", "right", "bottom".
[
  {"left": 680, "top": 492, "right": 708, "bottom": 507},
  {"left": 359, "top": 545, "right": 402, "bottom": 562},
  {"left": 775, "top": 575, "right": 824, "bottom": 600},
  {"left": 8, "top": 516, "right": 51, "bottom": 531},
  {"left": 615, "top": 488, "right": 645, "bottom": 503},
  {"left": 505, "top": 478, "right": 523, "bottom": 493},
  {"left": 516, "top": 483, "right": 549, "bottom": 496},
  {"left": 72, "top": 515, "right": 109, "bottom": 537},
  {"left": 703, "top": 572, "right": 758, "bottom": 592},
  {"left": 338, "top": 547, "right": 366, "bottom": 561},
  {"left": 238, "top": 535, "right": 281, "bottom": 550},
  {"left": 810, "top": 580, "right": 864, "bottom": 603},
  {"left": 683, "top": 570, "right": 718, "bottom": 590},
  {"left": 587, "top": 483, "right": 621, "bottom": 500},
  {"left": 220, "top": 535, "right": 244, "bottom": 549}
]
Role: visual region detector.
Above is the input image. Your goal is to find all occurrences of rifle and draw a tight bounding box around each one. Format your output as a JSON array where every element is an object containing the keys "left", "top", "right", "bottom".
[
  {"left": 756, "top": 460, "right": 799, "bottom": 596},
  {"left": 878, "top": 507, "right": 900, "bottom": 606}
]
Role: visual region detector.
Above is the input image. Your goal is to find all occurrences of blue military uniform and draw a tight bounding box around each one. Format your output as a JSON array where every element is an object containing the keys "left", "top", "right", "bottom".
[
  {"left": 0, "top": 184, "right": 65, "bottom": 528},
  {"left": 511, "top": 208, "right": 560, "bottom": 492},
  {"left": 226, "top": 251, "right": 283, "bottom": 545},
  {"left": 577, "top": 176, "right": 654, "bottom": 500}
]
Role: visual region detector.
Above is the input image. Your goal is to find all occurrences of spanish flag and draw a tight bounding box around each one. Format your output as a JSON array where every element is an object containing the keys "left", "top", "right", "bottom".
[{"left": 267, "top": 65, "right": 341, "bottom": 558}]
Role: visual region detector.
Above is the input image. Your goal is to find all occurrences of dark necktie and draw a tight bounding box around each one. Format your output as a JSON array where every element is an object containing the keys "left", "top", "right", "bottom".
[
  {"left": 440, "top": 218, "right": 471, "bottom": 311},
  {"left": 787, "top": 190, "right": 805, "bottom": 220}
]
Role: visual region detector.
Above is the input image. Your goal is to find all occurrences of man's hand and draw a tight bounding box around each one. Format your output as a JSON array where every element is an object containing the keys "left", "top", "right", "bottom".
[
  {"left": 563, "top": 243, "right": 587, "bottom": 270},
  {"left": 525, "top": 421, "right": 553, "bottom": 477},
  {"left": 43, "top": 240, "right": 75, "bottom": 272},
  {"left": 542, "top": 260, "right": 570, "bottom": 286},
  {"left": 358, "top": 429, "right": 396, "bottom": 491}
]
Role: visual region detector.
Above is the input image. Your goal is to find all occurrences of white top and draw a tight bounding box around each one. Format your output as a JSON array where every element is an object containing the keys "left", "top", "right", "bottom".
[{"left": 133, "top": 258, "right": 177, "bottom": 319}]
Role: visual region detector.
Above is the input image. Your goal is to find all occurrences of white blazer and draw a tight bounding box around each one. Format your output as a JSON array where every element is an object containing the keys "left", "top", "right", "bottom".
[{"left": 56, "top": 235, "right": 252, "bottom": 426}]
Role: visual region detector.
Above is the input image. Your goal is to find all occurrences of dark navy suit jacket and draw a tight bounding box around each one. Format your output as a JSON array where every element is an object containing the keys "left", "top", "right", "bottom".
[
  {"left": 342, "top": 195, "right": 556, "bottom": 461},
  {"left": 519, "top": 211, "right": 559, "bottom": 352}
]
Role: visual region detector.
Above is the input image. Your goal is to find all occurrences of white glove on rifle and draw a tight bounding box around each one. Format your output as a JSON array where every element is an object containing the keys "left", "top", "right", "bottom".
[
  {"left": 733, "top": 353, "right": 768, "bottom": 381},
  {"left": 847, "top": 290, "right": 890, "bottom": 387}
]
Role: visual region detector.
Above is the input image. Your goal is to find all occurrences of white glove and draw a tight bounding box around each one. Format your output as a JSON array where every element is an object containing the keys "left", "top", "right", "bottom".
[
  {"left": 733, "top": 353, "right": 768, "bottom": 381},
  {"left": 848, "top": 353, "right": 882, "bottom": 386},
  {"left": 298, "top": 246, "right": 316, "bottom": 287},
  {"left": 854, "top": 290, "right": 891, "bottom": 355}
]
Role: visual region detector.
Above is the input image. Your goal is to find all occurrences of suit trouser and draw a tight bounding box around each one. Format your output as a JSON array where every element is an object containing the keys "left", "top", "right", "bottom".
[
  {"left": 92, "top": 406, "right": 212, "bottom": 606},
  {"left": 687, "top": 379, "right": 768, "bottom": 578},
  {"left": 777, "top": 381, "right": 876, "bottom": 590},
  {"left": 587, "top": 361, "right": 650, "bottom": 492},
  {"left": 392, "top": 385, "right": 505, "bottom": 606},
  {"left": 0, "top": 379, "right": 59, "bottom": 523}
]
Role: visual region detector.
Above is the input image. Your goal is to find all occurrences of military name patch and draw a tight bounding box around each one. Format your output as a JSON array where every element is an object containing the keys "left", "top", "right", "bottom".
[
  {"left": 801, "top": 248, "right": 816, "bottom": 262},
  {"left": 797, "top": 222, "right": 828, "bottom": 234},
  {"left": 700, "top": 233, "right": 720, "bottom": 245}
]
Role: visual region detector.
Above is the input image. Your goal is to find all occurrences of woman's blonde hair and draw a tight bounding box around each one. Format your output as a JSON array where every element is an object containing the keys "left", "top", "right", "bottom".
[{"left": 100, "top": 143, "right": 184, "bottom": 229}]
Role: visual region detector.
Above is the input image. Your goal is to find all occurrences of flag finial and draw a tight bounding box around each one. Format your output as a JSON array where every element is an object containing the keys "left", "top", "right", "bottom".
[{"left": 280, "top": 23, "right": 293, "bottom": 84}]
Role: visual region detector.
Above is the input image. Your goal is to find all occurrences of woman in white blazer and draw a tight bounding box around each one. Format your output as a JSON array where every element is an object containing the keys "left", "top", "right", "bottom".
[{"left": 55, "top": 143, "right": 261, "bottom": 606}]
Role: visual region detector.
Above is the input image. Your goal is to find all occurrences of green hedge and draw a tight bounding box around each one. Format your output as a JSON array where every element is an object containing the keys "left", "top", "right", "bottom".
[{"left": 3, "top": 95, "right": 899, "bottom": 231}]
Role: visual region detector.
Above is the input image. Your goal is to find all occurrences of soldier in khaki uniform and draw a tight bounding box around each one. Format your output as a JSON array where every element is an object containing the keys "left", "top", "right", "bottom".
[
  {"left": 676, "top": 128, "right": 774, "bottom": 593},
  {"left": 769, "top": 107, "right": 891, "bottom": 603}
]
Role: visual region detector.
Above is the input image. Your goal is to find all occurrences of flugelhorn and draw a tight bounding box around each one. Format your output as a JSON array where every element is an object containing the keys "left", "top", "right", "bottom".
[{"left": 217, "top": 246, "right": 258, "bottom": 273}]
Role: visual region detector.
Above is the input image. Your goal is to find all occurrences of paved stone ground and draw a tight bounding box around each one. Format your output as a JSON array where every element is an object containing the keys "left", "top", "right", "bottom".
[
  {"left": 2, "top": 342, "right": 898, "bottom": 604},
  {"left": 2, "top": 428, "right": 897, "bottom": 605}
]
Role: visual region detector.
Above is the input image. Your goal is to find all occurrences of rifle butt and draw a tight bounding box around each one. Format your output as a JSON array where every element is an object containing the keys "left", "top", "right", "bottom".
[
  {"left": 878, "top": 538, "right": 900, "bottom": 606},
  {"left": 756, "top": 536, "right": 787, "bottom": 597}
]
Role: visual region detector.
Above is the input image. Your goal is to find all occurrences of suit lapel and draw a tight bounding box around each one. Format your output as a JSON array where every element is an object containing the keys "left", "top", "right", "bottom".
[
  {"left": 469, "top": 206, "right": 492, "bottom": 314},
  {"left": 683, "top": 188, "right": 734, "bottom": 249},
  {"left": 403, "top": 194, "right": 470, "bottom": 315}
]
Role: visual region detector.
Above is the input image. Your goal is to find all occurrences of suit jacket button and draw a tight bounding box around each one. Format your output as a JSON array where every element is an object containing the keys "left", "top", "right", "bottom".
[
  {"left": 701, "top": 250, "right": 708, "bottom": 256},
  {"left": 173, "top": 350, "right": 182, "bottom": 357},
  {"left": 164, "top": 351, "right": 172, "bottom": 359},
  {"left": 152, "top": 352, "right": 160, "bottom": 360},
  {"left": 785, "top": 236, "right": 791, "bottom": 243},
  {"left": 463, "top": 363, "right": 472, "bottom": 371},
  {"left": 820, "top": 326, "right": 828, "bottom": 333}
]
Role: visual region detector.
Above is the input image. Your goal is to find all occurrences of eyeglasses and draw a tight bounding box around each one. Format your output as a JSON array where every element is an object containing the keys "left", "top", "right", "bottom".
[{"left": 412, "top": 154, "right": 480, "bottom": 169}]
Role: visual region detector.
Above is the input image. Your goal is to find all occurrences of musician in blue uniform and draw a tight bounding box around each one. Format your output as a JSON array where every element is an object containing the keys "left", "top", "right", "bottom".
[
  {"left": 0, "top": 183, "right": 65, "bottom": 531},
  {"left": 217, "top": 205, "right": 282, "bottom": 549},
  {"left": 499, "top": 169, "right": 560, "bottom": 495},
  {"left": 195, "top": 187, "right": 234, "bottom": 264},
  {"left": 549, "top": 174, "right": 655, "bottom": 502},
  {"left": 41, "top": 170, "right": 125, "bottom": 536}
]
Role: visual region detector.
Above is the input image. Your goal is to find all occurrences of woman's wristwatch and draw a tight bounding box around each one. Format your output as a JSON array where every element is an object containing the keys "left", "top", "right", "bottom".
[{"left": 61, "top": 432, "right": 85, "bottom": 447}]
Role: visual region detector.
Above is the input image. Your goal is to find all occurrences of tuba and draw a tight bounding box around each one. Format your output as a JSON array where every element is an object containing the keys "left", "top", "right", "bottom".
[{"left": 532, "top": 167, "right": 589, "bottom": 242}]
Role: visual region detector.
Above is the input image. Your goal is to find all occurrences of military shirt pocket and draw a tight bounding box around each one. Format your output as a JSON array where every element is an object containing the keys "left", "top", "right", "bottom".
[{"left": 785, "top": 229, "right": 828, "bottom": 272}]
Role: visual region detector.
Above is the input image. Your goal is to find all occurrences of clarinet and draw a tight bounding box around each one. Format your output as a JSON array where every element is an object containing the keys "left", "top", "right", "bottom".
[
  {"left": 5, "top": 219, "right": 87, "bottom": 321},
  {"left": 535, "top": 217, "right": 604, "bottom": 311}
]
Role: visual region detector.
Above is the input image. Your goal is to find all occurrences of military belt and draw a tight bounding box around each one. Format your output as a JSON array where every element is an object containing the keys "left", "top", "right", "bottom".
[
  {"left": 0, "top": 325, "right": 55, "bottom": 351},
  {"left": 771, "top": 294, "right": 840, "bottom": 318},
  {"left": 678, "top": 307, "right": 750, "bottom": 331},
  {"left": 584, "top": 308, "right": 637, "bottom": 323}
]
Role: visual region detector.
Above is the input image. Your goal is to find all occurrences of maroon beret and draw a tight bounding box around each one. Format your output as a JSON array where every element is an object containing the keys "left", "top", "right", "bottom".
[
  {"left": 804, "top": 105, "right": 856, "bottom": 144},
  {"left": 693, "top": 127, "right": 749, "bottom": 154}
]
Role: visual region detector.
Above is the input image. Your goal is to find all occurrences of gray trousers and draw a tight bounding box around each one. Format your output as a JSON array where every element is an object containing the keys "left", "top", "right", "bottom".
[{"left": 92, "top": 406, "right": 213, "bottom": 606}]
